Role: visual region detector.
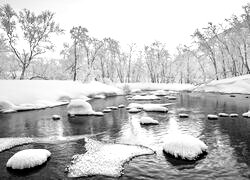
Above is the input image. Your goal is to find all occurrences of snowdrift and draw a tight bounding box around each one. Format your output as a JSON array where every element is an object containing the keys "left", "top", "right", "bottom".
[
  {"left": 194, "top": 75, "right": 250, "bottom": 94},
  {"left": 6, "top": 149, "right": 51, "bottom": 169},
  {"left": 66, "top": 138, "right": 154, "bottom": 177},
  {"left": 0, "top": 80, "right": 123, "bottom": 113}
]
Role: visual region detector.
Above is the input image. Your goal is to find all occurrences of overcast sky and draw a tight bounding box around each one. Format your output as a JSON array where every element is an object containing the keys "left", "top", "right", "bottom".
[{"left": 2, "top": 0, "right": 250, "bottom": 57}]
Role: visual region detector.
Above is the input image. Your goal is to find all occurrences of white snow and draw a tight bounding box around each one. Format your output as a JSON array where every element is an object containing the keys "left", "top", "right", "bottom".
[
  {"left": 126, "top": 103, "right": 144, "bottom": 109},
  {"left": 165, "top": 95, "right": 177, "bottom": 100},
  {"left": 116, "top": 83, "right": 194, "bottom": 92},
  {"left": 128, "top": 108, "right": 142, "bottom": 113},
  {"left": 103, "top": 109, "right": 112, "bottom": 113},
  {"left": 229, "top": 113, "right": 238, "bottom": 117},
  {"left": 118, "top": 104, "right": 125, "bottom": 108},
  {"left": 6, "top": 149, "right": 51, "bottom": 169},
  {"left": 218, "top": 113, "right": 229, "bottom": 117},
  {"left": 140, "top": 117, "right": 159, "bottom": 125},
  {"left": 66, "top": 138, "right": 154, "bottom": 177},
  {"left": 207, "top": 114, "right": 219, "bottom": 120},
  {"left": 52, "top": 115, "right": 61, "bottom": 120},
  {"left": 152, "top": 90, "right": 168, "bottom": 96},
  {"left": 194, "top": 74, "right": 250, "bottom": 94},
  {"left": 93, "top": 94, "right": 106, "bottom": 99},
  {"left": 128, "top": 95, "right": 160, "bottom": 101},
  {"left": 0, "top": 80, "right": 123, "bottom": 113},
  {"left": 0, "top": 137, "right": 34, "bottom": 152},
  {"left": 242, "top": 111, "right": 250, "bottom": 118},
  {"left": 142, "top": 104, "right": 168, "bottom": 112},
  {"left": 67, "top": 99, "right": 103, "bottom": 116},
  {"left": 179, "top": 113, "right": 189, "bottom": 118},
  {"left": 163, "top": 118, "right": 207, "bottom": 160}
]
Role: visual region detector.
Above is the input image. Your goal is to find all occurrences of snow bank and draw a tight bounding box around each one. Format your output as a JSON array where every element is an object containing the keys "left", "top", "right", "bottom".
[
  {"left": 165, "top": 95, "right": 177, "bottom": 100},
  {"left": 0, "top": 137, "right": 34, "bottom": 152},
  {"left": 116, "top": 83, "right": 195, "bottom": 92},
  {"left": 0, "top": 80, "right": 123, "bottom": 113},
  {"left": 152, "top": 90, "right": 168, "bottom": 96},
  {"left": 242, "top": 111, "right": 250, "bottom": 118},
  {"left": 67, "top": 99, "right": 103, "bottom": 116},
  {"left": 163, "top": 118, "right": 207, "bottom": 160},
  {"left": 6, "top": 149, "right": 51, "bottom": 169},
  {"left": 128, "top": 95, "right": 160, "bottom": 101},
  {"left": 194, "top": 74, "right": 250, "bottom": 94},
  {"left": 140, "top": 117, "right": 159, "bottom": 125},
  {"left": 66, "top": 138, "right": 154, "bottom": 177}
]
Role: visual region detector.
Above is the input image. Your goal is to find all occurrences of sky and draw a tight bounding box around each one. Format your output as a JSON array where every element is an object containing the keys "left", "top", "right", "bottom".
[{"left": 2, "top": 0, "right": 250, "bottom": 58}]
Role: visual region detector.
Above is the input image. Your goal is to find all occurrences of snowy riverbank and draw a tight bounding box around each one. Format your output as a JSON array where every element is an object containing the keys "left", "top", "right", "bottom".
[{"left": 194, "top": 75, "right": 250, "bottom": 94}]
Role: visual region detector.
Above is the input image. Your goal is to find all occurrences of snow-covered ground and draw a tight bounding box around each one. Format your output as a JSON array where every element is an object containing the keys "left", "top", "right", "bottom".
[
  {"left": 0, "top": 80, "right": 123, "bottom": 113},
  {"left": 116, "top": 83, "right": 195, "bottom": 92},
  {"left": 194, "top": 75, "right": 250, "bottom": 94}
]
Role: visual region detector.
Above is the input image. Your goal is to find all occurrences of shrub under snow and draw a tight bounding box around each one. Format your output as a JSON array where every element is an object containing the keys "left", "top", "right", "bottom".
[
  {"left": 6, "top": 149, "right": 51, "bottom": 169},
  {"left": 67, "top": 99, "right": 103, "bottom": 116}
]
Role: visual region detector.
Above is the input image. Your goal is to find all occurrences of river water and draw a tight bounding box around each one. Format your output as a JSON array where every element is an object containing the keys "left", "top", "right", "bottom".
[{"left": 0, "top": 92, "right": 250, "bottom": 179}]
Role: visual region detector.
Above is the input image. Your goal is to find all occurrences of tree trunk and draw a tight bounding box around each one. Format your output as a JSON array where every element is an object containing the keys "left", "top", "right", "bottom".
[
  {"left": 20, "top": 65, "right": 26, "bottom": 80},
  {"left": 73, "top": 40, "right": 77, "bottom": 81}
]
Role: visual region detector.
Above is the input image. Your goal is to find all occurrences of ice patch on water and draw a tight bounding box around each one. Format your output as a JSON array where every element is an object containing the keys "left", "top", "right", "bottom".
[{"left": 66, "top": 138, "right": 154, "bottom": 177}]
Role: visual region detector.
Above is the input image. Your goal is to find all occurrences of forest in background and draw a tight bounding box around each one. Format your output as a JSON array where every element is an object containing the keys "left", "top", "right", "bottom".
[{"left": 0, "top": 3, "right": 250, "bottom": 84}]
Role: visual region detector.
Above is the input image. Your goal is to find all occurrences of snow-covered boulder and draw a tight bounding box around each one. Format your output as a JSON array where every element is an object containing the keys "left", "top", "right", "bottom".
[
  {"left": 230, "top": 113, "right": 238, "bottom": 117},
  {"left": 179, "top": 113, "right": 189, "bottom": 118},
  {"left": 140, "top": 117, "right": 159, "bottom": 125},
  {"left": 6, "top": 149, "right": 51, "bottom": 169},
  {"left": 128, "top": 108, "right": 141, "bottom": 113},
  {"left": 67, "top": 99, "right": 102, "bottom": 116},
  {"left": 118, "top": 104, "right": 125, "bottom": 108},
  {"left": 242, "top": 111, "right": 250, "bottom": 118},
  {"left": 207, "top": 114, "right": 218, "bottom": 120},
  {"left": 143, "top": 104, "right": 168, "bottom": 112},
  {"left": 126, "top": 103, "right": 144, "bottom": 110},
  {"left": 103, "top": 109, "right": 112, "bottom": 113},
  {"left": 218, "top": 113, "right": 229, "bottom": 117},
  {"left": 165, "top": 95, "right": 177, "bottom": 100},
  {"left": 163, "top": 118, "right": 207, "bottom": 160},
  {"left": 107, "top": 106, "right": 118, "bottom": 110},
  {"left": 152, "top": 90, "right": 168, "bottom": 96},
  {"left": 52, "top": 115, "right": 61, "bottom": 120},
  {"left": 129, "top": 95, "right": 160, "bottom": 101}
]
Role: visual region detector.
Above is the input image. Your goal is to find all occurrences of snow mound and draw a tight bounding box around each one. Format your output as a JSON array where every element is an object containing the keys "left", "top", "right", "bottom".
[
  {"left": 242, "top": 111, "right": 250, "bottom": 118},
  {"left": 129, "top": 95, "right": 160, "bottom": 101},
  {"left": 52, "top": 115, "right": 61, "bottom": 120},
  {"left": 165, "top": 95, "right": 177, "bottom": 100},
  {"left": 152, "top": 90, "right": 168, "bottom": 96},
  {"left": 218, "top": 113, "right": 229, "bottom": 117},
  {"left": 6, "top": 149, "right": 51, "bottom": 169},
  {"left": 107, "top": 106, "right": 118, "bottom": 110},
  {"left": 0, "top": 80, "right": 123, "bottom": 113},
  {"left": 230, "top": 113, "right": 238, "bottom": 117},
  {"left": 0, "top": 137, "right": 34, "bottom": 152},
  {"left": 140, "top": 117, "right": 159, "bottom": 125},
  {"left": 179, "top": 113, "right": 189, "bottom": 118},
  {"left": 163, "top": 118, "right": 207, "bottom": 160},
  {"left": 126, "top": 103, "right": 144, "bottom": 109},
  {"left": 118, "top": 104, "right": 125, "bottom": 108},
  {"left": 143, "top": 104, "right": 168, "bottom": 112},
  {"left": 194, "top": 75, "right": 250, "bottom": 94},
  {"left": 93, "top": 94, "right": 105, "bottom": 99},
  {"left": 66, "top": 138, "right": 154, "bottom": 177},
  {"left": 103, "top": 109, "right": 112, "bottom": 113},
  {"left": 128, "top": 108, "right": 142, "bottom": 113},
  {"left": 207, "top": 114, "right": 218, "bottom": 120},
  {"left": 67, "top": 99, "right": 102, "bottom": 116}
]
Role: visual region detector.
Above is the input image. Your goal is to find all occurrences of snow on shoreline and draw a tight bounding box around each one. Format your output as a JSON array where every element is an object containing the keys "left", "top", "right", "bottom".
[
  {"left": 194, "top": 75, "right": 250, "bottom": 94},
  {"left": 0, "top": 80, "right": 123, "bottom": 113},
  {"left": 116, "top": 83, "right": 195, "bottom": 92}
]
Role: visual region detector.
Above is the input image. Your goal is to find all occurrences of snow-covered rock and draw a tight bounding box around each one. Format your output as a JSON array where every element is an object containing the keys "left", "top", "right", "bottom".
[
  {"left": 194, "top": 74, "right": 250, "bottom": 94},
  {"left": 128, "top": 108, "right": 141, "bottom": 113},
  {"left": 242, "top": 111, "right": 250, "bottom": 118},
  {"left": 140, "top": 117, "right": 159, "bottom": 125},
  {"left": 93, "top": 94, "right": 106, "bottom": 99},
  {"left": 165, "top": 95, "right": 177, "bottom": 100},
  {"left": 103, "top": 109, "right": 112, "bottom": 113},
  {"left": 152, "top": 90, "right": 168, "bottom": 96},
  {"left": 129, "top": 95, "right": 160, "bottom": 101},
  {"left": 66, "top": 138, "right": 154, "bottom": 177},
  {"left": 229, "top": 113, "right": 238, "bottom": 117},
  {"left": 179, "top": 113, "right": 189, "bottom": 118},
  {"left": 67, "top": 99, "right": 102, "bottom": 116},
  {"left": 218, "top": 113, "right": 229, "bottom": 117},
  {"left": 207, "top": 114, "right": 218, "bottom": 120},
  {"left": 6, "top": 149, "right": 51, "bottom": 169},
  {"left": 118, "top": 104, "right": 125, "bottom": 108},
  {"left": 126, "top": 103, "right": 144, "bottom": 109},
  {"left": 52, "top": 115, "right": 61, "bottom": 120},
  {"left": 163, "top": 118, "right": 207, "bottom": 160},
  {"left": 143, "top": 104, "right": 168, "bottom": 112},
  {"left": 107, "top": 106, "right": 118, "bottom": 110}
]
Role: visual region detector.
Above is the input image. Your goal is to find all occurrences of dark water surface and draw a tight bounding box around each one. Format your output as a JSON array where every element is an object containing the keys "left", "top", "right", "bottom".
[{"left": 0, "top": 92, "right": 250, "bottom": 179}]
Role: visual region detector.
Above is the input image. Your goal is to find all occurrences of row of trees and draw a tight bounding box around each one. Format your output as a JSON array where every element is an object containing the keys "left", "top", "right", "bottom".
[{"left": 1, "top": 3, "right": 250, "bottom": 84}]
